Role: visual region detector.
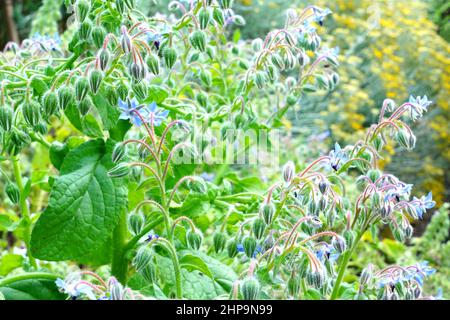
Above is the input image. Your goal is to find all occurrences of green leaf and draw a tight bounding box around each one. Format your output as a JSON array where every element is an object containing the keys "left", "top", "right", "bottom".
[
  {"left": 30, "top": 139, "right": 127, "bottom": 261},
  {"left": 0, "top": 274, "right": 65, "bottom": 300},
  {"left": 0, "top": 254, "right": 23, "bottom": 276},
  {"left": 30, "top": 78, "right": 48, "bottom": 95},
  {"left": 64, "top": 104, "right": 104, "bottom": 138},
  {"left": 145, "top": 85, "right": 169, "bottom": 104},
  {"left": 179, "top": 254, "right": 213, "bottom": 279}
]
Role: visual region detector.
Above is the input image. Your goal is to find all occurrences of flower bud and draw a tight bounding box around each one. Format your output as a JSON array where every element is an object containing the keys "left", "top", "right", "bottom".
[
  {"left": 5, "top": 182, "right": 20, "bottom": 204},
  {"left": 98, "top": 49, "right": 110, "bottom": 71},
  {"left": 332, "top": 236, "right": 347, "bottom": 253},
  {"left": 75, "top": 77, "right": 90, "bottom": 101},
  {"left": 128, "top": 211, "right": 145, "bottom": 235},
  {"left": 252, "top": 218, "right": 266, "bottom": 240},
  {"left": 186, "top": 229, "right": 203, "bottom": 250},
  {"left": 212, "top": 7, "right": 225, "bottom": 26},
  {"left": 22, "top": 101, "right": 41, "bottom": 127},
  {"left": 254, "top": 71, "right": 266, "bottom": 89},
  {"left": 227, "top": 238, "right": 239, "bottom": 258},
  {"left": 133, "top": 246, "right": 153, "bottom": 271},
  {"left": 404, "top": 224, "right": 414, "bottom": 239},
  {"left": 288, "top": 274, "right": 301, "bottom": 297},
  {"left": 189, "top": 30, "right": 207, "bottom": 52},
  {"left": 219, "top": 0, "right": 233, "bottom": 9},
  {"left": 79, "top": 20, "right": 92, "bottom": 40},
  {"left": 139, "top": 263, "right": 156, "bottom": 284},
  {"left": 89, "top": 69, "right": 103, "bottom": 94},
  {"left": 343, "top": 229, "right": 354, "bottom": 248},
  {"left": 34, "top": 121, "right": 47, "bottom": 135},
  {"left": 75, "top": 0, "right": 90, "bottom": 22},
  {"left": 198, "top": 8, "right": 211, "bottom": 30},
  {"left": 42, "top": 91, "right": 59, "bottom": 118},
  {"left": 146, "top": 53, "right": 160, "bottom": 75},
  {"left": 105, "top": 86, "right": 118, "bottom": 106},
  {"left": 242, "top": 236, "right": 257, "bottom": 258},
  {"left": 129, "top": 62, "right": 146, "bottom": 82},
  {"left": 58, "top": 86, "right": 75, "bottom": 110},
  {"left": 372, "top": 135, "right": 384, "bottom": 151},
  {"left": 318, "top": 180, "right": 329, "bottom": 194},
  {"left": 91, "top": 25, "right": 106, "bottom": 49},
  {"left": 360, "top": 264, "right": 373, "bottom": 286},
  {"left": 282, "top": 161, "right": 295, "bottom": 183},
  {"left": 124, "top": 0, "right": 135, "bottom": 9},
  {"left": 117, "top": 83, "right": 128, "bottom": 101},
  {"left": 108, "top": 163, "right": 130, "bottom": 178},
  {"left": 260, "top": 201, "right": 275, "bottom": 225},
  {"left": 0, "top": 107, "right": 13, "bottom": 132},
  {"left": 298, "top": 51, "right": 310, "bottom": 67},
  {"left": 116, "top": 0, "right": 126, "bottom": 14},
  {"left": 392, "top": 228, "right": 405, "bottom": 242},
  {"left": 78, "top": 96, "right": 93, "bottom": 116},
  {"left": 367, "top": 169, "right": 381, "bottom": 183},
  {"left": 132, "top": 81, "right": 147, "bottom": 100},
  {"left": 163, "top": 47, "right": 177, "bottom": 69},
  {"left": 199, "top": 69, "right": 212, "bottom": 87},
  {"left": 241, "top": 277, "right": 260, "bottom": 300},
  {"left": 213, "top": 231, "right": 227, "bottom": 253},
  {"left": 109, "top": 277, "right": 124, "bottom": 300},
  {"left": 271, "top": 53, "right": 285, "bottom": 70},
  {"left": 195, "top": 92, "right": 208, "bottom": 109},
  {"left": 120, "top": 27, "right": 133, "bottom": 53},
  {"left": 306, "top": 269, "right": 325, "bottom": 288}
]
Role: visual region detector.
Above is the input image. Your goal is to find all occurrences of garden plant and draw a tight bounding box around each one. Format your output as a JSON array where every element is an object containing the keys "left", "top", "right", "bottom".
[{"left": 0, "top": 0, "right": 446, "bottom": 300}]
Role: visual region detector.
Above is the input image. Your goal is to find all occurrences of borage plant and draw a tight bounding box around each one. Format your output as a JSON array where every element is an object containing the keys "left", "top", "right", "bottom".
[{"left": 0, "top": 0, "right": 441, "bottom": 300}]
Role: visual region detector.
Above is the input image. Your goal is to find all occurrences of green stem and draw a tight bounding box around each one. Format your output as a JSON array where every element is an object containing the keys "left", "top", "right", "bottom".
[
  {"left": 330, "top": 231, "right": 363, "bottom": 300},
  {"left": 0, "top": 272, "right": 61, "bottom": 287},
  {"left": 111, "top": 209, "right": 129, "bottom": 284},
  {"left": 12, "top": 156, "right": 37, "bottom": 268}
]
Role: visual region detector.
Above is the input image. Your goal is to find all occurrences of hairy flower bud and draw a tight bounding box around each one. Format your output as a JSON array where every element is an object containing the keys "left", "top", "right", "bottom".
[
  {"left": 75, "top": 77, "right": 90, "bottom": 101},
  {"left": 227, "top": 238, "right": 239, "bottom": 258},
  {"left": 190, "top": 30, "right": 207, "bottom": 52},
  {"left": 282, "top": 161, "right": 295, "bottom": 183},
  {"left": 108, "top": 163, "right": 129, "bottom": 178},
  {"left": 128, "top": 211, "right": 145, "bottom": 236},
  {"left": 271, "top": 53, "right": 285, "bottom": 70},
  {"left": 241, "top": 277, "right": 260, "bottom": 300},
  {"left": 98, "top": 49, "right": 110, "bottom": 71},
  {"left": 219, "top": 0, "right": 233, "bottom": 9},
  {"left": 129, "top": 62, "right": 146, "bottom": 82},
  {"left": 22, "top": 101, "right": 41, "bottom": 127},
  {"left": 78, "top": 96, "right": 93, "bottom": 116},
  {"left": 91, "top": 25, "right": 106, "bottom": 48},
  {"left": 0, "top": 107, "right": 13, "bottom": 132},
  {"left": 306, "top": 269, "right": 325, "bottom": 288},
  {"left": 186, "top": 229, "right": 203, "bottom": 250},
  {"left": 120, "top": 27, "right": 133, "bottom": 53},
  {"left": 288, "top": 274, "right": 301, "bottom": 297},
  {"left": 332, "top": 236, "right": 347, "bottom": 253},
  {"left": 163, "top": 47, "right": 177, "bottom": 69},
  {"left": 34, "top": 121, "right": 47, "bottom": 135},
  {"left": 213, "top": 232, "right": 227, "bottom": 253},
  {"left": 89, "top": 69, "right": 103, "bottom": 94},
  {"left": 58, "top": 86, "right": 75, "bottom": 110},
  {"left": 139, "top": 263, "right": 156, "bottom": 284},
  {"left": 343, "top": 229, "right": 354, "bottom": 248},
  {"left": 360, "top": 264, "right": 373, "bottom": 286},
  {"left": 79, "top": 20, "right": 92, "bottom": 40},
  {"left": 133, "top": 246, "right": 153, "bottom": 271},
  {"left": 199, "top": 69, "right": 212, "bottom": 87},
  {"left": 75, "top": 0, "right": 90, "bottom": 22},
  {"left": 213, "top": 7, "right": 225, "bottom": 26},
  {"left": 260, "top": 201, "right": 275, "bottom": 225},
  {"left": 146, "top": 53, "right": 160, "bottom": 75},
  {"left": 132, "top": 81, "right": 147, "bottom": 101},
  {"left": 243, "top": 236, "right": 257, "bottom": 258},
  {"left": 252, "top": 218, "right": 266, "bottom": 240},
  {"left": 5, "top": 182, "right": 20, "bottom": 204},
  {"left": 198, "top": 8, "right": 211, "bottom": 30}
]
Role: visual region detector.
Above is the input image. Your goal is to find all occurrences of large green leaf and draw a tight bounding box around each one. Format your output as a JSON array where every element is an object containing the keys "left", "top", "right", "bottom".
[
  {"left": 30, "top": 139, "right": 127, "bottom": 261},
  {"left": 0, "top": 274, "right": 65, "bottom": 300}
]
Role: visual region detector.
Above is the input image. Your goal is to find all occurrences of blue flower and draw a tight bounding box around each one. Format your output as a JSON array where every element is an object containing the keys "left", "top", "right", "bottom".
[
  {"left": 31, "top": 32, "right": 61, "bottom": 51},
  {"left": 119, "top": 98, "right": 144, "bottom": 126},
  {"left": 311, "top": 7, "right": 332, "bottom": 25},
  {"left": 408, "top": 95, "right": 432, "bottom": 120},
  {"left": 412, "top": 192, "right": 436, "bottom": 219},
  {"left": 147, "top": 101, "right": 169, "bottom": 126},
  {"left": 327, "top": 143, "right": 348, "bottom": 171},
  {"left": 55, "top": 276, "right": 96, "bottom": 300},
  {"left": 236, "top": 244, "right": 262, "bottom": 258},
  {"left": 145, "top": 233, "right": 159, "bottom": 242},
  {"left": 384, "top": 182, "right": 413, "bottom": 202},
  {"left": 315, "top": 243, "right": 340, "bottom": 263}
]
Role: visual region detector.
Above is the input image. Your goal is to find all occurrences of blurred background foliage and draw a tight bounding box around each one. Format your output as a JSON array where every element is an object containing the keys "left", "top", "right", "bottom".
[{"left": 1, "top": 0, "right": 449, "bottom": 296}]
